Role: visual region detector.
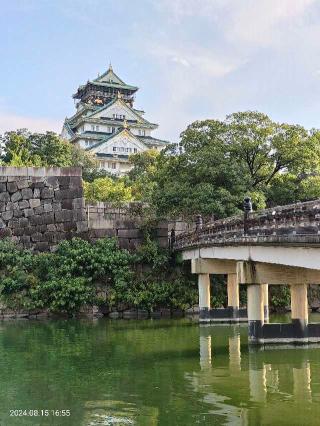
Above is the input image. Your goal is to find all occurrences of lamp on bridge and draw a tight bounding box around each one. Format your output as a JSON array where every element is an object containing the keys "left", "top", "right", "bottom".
[
  {"left": 195, "top": 214, "right": 203, "bottom": 231},
  {"left": 243, "top": 197, "right": 252, "bottom": 235}
]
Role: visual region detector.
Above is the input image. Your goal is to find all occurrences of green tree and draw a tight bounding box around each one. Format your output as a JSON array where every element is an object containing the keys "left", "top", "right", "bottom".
[
  {"left": 128, "top": 149, "right": 159, "bottom": 201},
  {"left": 84, "top": 177, "right": 133, "bottom": 202},
  {"left": 132, "top": 111, "right": 320, "bottom": 219},
  {"left": 0, "top": 129, "right": 101, "bottom": 179}
]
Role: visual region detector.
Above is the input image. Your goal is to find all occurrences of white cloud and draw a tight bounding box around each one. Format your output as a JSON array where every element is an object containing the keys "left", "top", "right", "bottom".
[
  {"left": 145, "top": 42, "right": 243, "bottom": 78},
  {"left": 153, "top": 0, "right": 316, "bottom": 48},
  {"left": 0, "top": 111, "right": 61, "bottom": 135},
  {"left": 225, "top": 0, "right": 316, "bottom": 47}
]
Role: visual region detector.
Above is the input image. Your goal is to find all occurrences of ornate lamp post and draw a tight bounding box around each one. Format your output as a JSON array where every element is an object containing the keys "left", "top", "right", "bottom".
[{"left": 243, "top": 197, "right": 252, "bottom": 235}]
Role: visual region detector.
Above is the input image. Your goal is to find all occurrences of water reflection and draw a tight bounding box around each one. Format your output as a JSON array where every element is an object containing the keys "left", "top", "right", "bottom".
[
  {"left": 191, "top": 325, "right": 320, "bottom": 425},
  {"left": 0, "top": 319, "right": 320, "bottom": 425}
]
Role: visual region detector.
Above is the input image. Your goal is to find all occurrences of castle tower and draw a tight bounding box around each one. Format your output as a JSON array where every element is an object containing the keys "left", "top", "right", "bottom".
[{"left": 61, "top": 65, "right": 170, "bottom": 175}]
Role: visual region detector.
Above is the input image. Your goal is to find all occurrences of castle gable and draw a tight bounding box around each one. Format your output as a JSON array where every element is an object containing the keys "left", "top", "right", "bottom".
[
  {"left": 89, "top": 99, "right": 147, "bottom": 124},
  {"left": 90, "top": 129, "right": 147, "bottom": 156}
]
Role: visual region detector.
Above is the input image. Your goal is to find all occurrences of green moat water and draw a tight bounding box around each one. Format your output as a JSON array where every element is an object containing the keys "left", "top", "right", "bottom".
[{"left": 1, "top": 316, "right": 320, "bottom": 425}]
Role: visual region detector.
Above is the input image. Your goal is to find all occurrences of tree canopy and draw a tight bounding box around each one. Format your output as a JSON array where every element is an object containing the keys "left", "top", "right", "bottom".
[
  {"left": 0, "top": 129, "right": 97, "bottom": 175},
  {"left": 127, "top": 111, "right": 320, "bottom": 218}
]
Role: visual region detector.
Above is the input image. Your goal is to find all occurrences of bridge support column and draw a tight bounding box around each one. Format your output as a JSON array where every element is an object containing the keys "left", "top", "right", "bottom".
[
  {"left": 192, "top": 259, "right": 247, "bottom": 323},
  {"left": 291, "top": 284, "right": 308, "bottom": 340},
  {"left": 247, "top": 285, "right": 264, "bottom": 344},
  {"left": 198, "top": 274, "right": 211, "bottom": 322},
  {"left": 262, "top": 284, "right": 269, "bottom": 323},
  {"left": 227, "top": 273, "right": 239, "bottom": 318}
]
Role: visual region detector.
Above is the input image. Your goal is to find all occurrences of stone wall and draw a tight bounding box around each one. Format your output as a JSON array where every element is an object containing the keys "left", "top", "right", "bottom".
[
  {"left": 0, "top": 167, "right": 87, "bottom": 251},
  {"left": 87, "top": 202, "right": 168, "bottom": 250}
]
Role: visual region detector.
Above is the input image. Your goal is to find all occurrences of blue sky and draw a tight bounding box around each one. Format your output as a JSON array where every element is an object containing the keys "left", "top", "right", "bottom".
[{"left": 1, "top": 0, "right": 320, "bottom": 142}]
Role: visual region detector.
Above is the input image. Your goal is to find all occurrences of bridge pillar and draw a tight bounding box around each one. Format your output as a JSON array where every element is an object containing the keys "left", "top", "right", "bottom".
[
  {"left": 199, "top": 335, "right": 212, "bottom": 370},
  {"left": 198, "top": 274, "right": 211, "bottom": 321},
  {"left": 262, "top": 284, "right": 269, "bottom": 323},
  {"left": 291, "top": 284, "right": 308, "bottom": 339},
  {"left": 247, "top": 285, "right": 264, "bottom": 344},
  {"left": 227, "top": 273, "right": 239, "bottom": 317}
]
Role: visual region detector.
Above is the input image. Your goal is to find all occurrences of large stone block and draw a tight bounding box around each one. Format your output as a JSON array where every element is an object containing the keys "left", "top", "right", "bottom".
[
  {"left": 18, "top": 200, "right": 30, "bottom": 209},
  {"left": 52, "top": 202, "right": 62, "bottom": 211},
  {"left": 55, "top": 223, "right": 65, "bottom": 232},
  {"left": 0, "top": 183, "right": 7, "bottom": 193},
  {"left": 0, "top": 228, "right": 12, "bottom": 237},
  {"left": 46, "top": 176, "right": 59, "bottom": 189},
  {"left": 12, "top": 227, "right": 25, "bottom": 236},
  {"left": 43, "top": 203, "right": 53, "bottom": 212},
  {"left": 19, "top": 235, "right": 31, "bottom": 244},
  {"left": 76, "top": 221, "right": 88, "bottom": 233},
  {"left": 32, "top": 181, "right": 45, "bottom": 189},
  {"left": 63, "top": 222, "right": 76, "bottom": 232},
  {"left": 34, "top": 206, "right": 44, "bottom": 215},
  {"left": 6, "top": 182, "right": 18, "bottom": 193},
  {"left": 5, "top": 202, "right": 15, "bottom": 211},
  {"left": 24, "top": 208, "right": 34, "bottom": 218},
  {"left": 0, "top": 192, "right": 10, "bottom": 202},
  {"left": 21, "top": 188, "right": 34, "bottom": 200},
  {"left": 19, "top": 217, "right": 30, "bottom": 228},
  {"left": 24, "top": 226, "right": 36, "bottom": 236},
  {"left": 55, "top": 210, "right": 73, "bottom": 223},
  {"left": 55, "top": 188, "right": 83, "bottom": 200},
  {"left": 43, "top": 231, "right": 56, "bottom": 243},
  {"left": 29, "top": 215, "right": 43, "bottom": 226},
  {"left": 29, "top": 199, "right": 41, "bottom": 208},
  {"left": 11, "top": 220, "right": 22, "bottom": 230},
  {"left": 13, "top": 209, "right": 23, "bottom": 218},
  {"left": 41, "top": 187, "right": 54, "bottom": 199},
  {"left": 2, "top": 210, "right": 13, "bottom": 221},
  {"left": 70, "top": 176, "right": 82, "bottom": 188},
  {"left": 57, "top": 176, "right": 71, "bottom": 187},
  {"left": 117, "top": 229, "right": 142, "bottom": 238},
  {"left": 43, "top": 212, "right": 55, "bottom": 225},
  {"left": 61, "top": 199, "right": 73, "bottom": 210},
  {"left": 16, "top": 180, "right": 30, "bottom": 190},
  {"left": 34, "top": 224, "right": 47, "bottom": 233},
  {"left": 73, "top": 209, "right": 86, "bottom": 221},
  {"left": 31, "top": 232, "right": 43, "bottom": 242},
  {"left": 0, "top": 218, "right": 5, "bottom": 229},
  {"left": 34, "top": 242, "right": 49, "bottom": 252}
]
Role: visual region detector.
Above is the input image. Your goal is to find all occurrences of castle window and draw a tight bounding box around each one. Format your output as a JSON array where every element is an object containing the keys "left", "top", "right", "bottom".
[
  {"left": 134, "top": 148, "right": 137, "bottom": 153},
  {"left": 112, "top": 163, "right": 116, "bottom": 169},
  {"left": 113, "top": 147, "right": 116, "bottom": 152}
]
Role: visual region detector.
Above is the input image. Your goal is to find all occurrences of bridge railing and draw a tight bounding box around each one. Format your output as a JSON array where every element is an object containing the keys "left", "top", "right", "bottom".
[{"left": 173, "top": 199, "right": 320, "bottom": 250}]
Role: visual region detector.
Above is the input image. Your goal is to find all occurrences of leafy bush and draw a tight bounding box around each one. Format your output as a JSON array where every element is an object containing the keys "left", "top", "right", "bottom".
[
  {"left": 270, "top": 285, "right": 291, "bottom": 309},
  {"left": 0, "top": 237, "right": 196, "bottom": 315}
]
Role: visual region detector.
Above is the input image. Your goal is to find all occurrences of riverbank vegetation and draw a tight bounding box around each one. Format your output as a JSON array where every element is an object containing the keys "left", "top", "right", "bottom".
[{"left": 0, "top": 238, "right": 197, "bottom": 316}]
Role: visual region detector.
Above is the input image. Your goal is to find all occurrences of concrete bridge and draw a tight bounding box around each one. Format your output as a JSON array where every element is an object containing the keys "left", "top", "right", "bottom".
[{"left": 173, "top": 199, "right": 320, "bottom": 345}]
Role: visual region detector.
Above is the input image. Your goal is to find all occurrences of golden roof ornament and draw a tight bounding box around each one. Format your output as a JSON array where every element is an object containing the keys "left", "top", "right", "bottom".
[{"left": 123, "top": 119, "right": 128, "bottom": 129}]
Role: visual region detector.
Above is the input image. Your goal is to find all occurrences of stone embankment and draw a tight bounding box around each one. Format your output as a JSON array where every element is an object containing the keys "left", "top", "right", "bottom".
[
  {"left": 0, "top": 305, "right": 200, "bottom": 320},
  {"left": 0, "top": 167, "right": 87, "bottom": 251}
]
